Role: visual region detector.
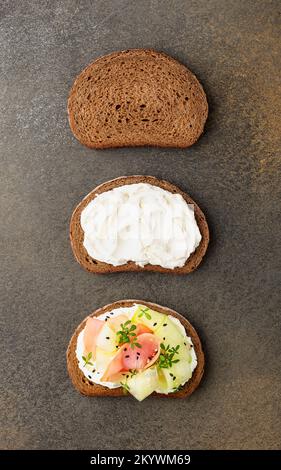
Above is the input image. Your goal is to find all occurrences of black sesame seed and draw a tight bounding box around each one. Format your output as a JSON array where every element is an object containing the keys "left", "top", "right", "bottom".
[
  {"left": 106, "top": 336, "right": 110, "bottom": 339},
  {"left": 105, "top": 318, "right": 108, "bottom": 322},
  {"left": 153, "top": 322, "right": 157, "bottom": 326},
  {"left": 163, "top": 337, "right": 166, "bottom": 340},
  {"left": 169, "top": 373, "right": 173, "bottom": 377},
  {"left": 126, "top": 375, "right": 129, "bottom": 379},
  {"left": 190, "top": 344, "right": 193, "bottom": 348},
  {"left": 124, "top": 348, "right": 127, "bottom": 351},
  {"left": 137, "top": 352, "right": 140, "bottom": 356},
  {"left": 173, "top": 376, "right": 176, "bottom": 381},
  {"left": 184, "top": 342, "right": 187, "bottom": 346},
  {"left": 92, "top": 369, "right": 96, "bottom": 373},
  {"left": 136, "top": 356, "right": 139, "bottom": 360},
  {"left": 110, "top": 312, "right": 114, "bottom": 315},
  {"left": 125, "top": 355, "right": 130, "bottom": 358},
  {"left": 88, "top": 375, "right": 91, "bottom": 379},
  {"left": 163, "top": 323, "right": 167, "bottom": 327}
]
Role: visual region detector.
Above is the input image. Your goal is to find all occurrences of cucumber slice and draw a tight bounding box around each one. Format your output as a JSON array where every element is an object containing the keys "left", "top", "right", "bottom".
[
  {"left": 131, "top": 305, "right": 165, "bottom": 332},
  {"left": 95, "top": 347, "right": 116, "bottom": 373},
  {"left": 95, "top": 323, "right": 118, "bottom": 353},
  {"left": 160, "top": 361, "right": 192, "bottom": 391},
  {"left": 156, "top": 343, "right": 193, "bottom": 394},
  {"left": 154, "top": 317, "right": 185, "bottom": 347},
  {"left": 126, "top": 366, "right": 158, "bottom": 401},
  {"left": 156, "top": 367, "right": 169, "bottom": 392}
]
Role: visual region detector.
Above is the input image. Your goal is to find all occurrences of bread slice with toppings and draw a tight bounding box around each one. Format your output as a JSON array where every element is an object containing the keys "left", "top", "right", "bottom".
[
  {"left": 67, "top": 48, "right": 208, "bottom": 149},
  {"left": 67, "top": 300, "right": 204, "bottom": 399},
  {"left": 70, "top": 175, "right": 209, "bottom": 274}
]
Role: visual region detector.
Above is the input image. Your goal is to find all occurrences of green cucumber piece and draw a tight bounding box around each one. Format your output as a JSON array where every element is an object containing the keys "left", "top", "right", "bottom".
[
  {"left": 95, "top": 347, "right": 116, "bottom": 373},
  {"left": 126, "top": 366, "right": 158, "bottom": 401},
  {"left": 131, "top": 305, "right": 165, "bottom": 332},
  {"left": 156, "top": 343, "right": 193, "bottom": 394},
  {"left": 95, "top": 323, "right": 118, "bottom": 353},
  {"left": 154, "top": 317, "right": 185, "bottom": 347}
]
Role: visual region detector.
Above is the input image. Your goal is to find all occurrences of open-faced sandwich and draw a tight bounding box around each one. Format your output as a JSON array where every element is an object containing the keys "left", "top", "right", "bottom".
[
  {"left": 70, "top": 176, "right": 209, "bottom": 274},
  {"left": 67, "top": 300, "right": 204, "bottom": 401}
]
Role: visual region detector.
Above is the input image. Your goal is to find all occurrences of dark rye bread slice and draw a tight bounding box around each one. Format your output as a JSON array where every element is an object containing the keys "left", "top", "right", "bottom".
[
  {"left": 68, "top": 48, "right": 208, "bottom": 149},
  {"left": 70, "top": 175, "right": 209, "bottom": 274},
  {"left": 67, "top": 300, "right": 204, "bottom": 399}
]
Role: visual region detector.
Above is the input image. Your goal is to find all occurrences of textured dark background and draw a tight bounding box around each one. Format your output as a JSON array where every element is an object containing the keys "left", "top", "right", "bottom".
[{"left": 0, "top": 0, "right": 280, "bottom": 450}]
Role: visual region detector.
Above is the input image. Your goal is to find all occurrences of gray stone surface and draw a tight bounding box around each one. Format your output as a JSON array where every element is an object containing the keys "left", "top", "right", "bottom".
[{"left": 0, "top": 0, "right": 280, "bottom": 450}]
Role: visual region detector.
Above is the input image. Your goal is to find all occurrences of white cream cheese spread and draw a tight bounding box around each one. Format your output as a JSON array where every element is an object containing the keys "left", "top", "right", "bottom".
[{"left": 80, "top": 183, "right": 201, "bottom": 269}]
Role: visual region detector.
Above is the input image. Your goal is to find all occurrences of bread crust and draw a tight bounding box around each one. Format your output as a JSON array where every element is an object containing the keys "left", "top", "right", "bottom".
[
  {"left": 67, "top": 48, "right": 208, "bottom": 149},
  {"left": 70, "top": 175, "right": 209, "bottom": 274},
  {"left": 67, "top": 300, "right": 205, "bottom": 399}
]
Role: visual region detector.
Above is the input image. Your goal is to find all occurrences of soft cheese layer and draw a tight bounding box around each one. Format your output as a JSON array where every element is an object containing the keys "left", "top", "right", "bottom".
[{"left": 80, "top": 183, "right": 202, "bottom": 269}]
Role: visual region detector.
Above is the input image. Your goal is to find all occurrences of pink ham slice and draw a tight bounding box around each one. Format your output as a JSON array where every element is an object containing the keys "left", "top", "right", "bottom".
[
  {"left": 107, "top": 315, "right": 152, "bottom": 335},
  {"left": 83, "top": 313, "right": 153, "bottom": 367},
  {"left": 101, "top": 333, "right": 160, "bottom": 382},
  {"left": 106, "top": 314, "right": 129, "bottom": 332},
  {"left": 83, "top": 313, "right": 130, "bottom": 355},
  {"left": 123, "top": 333, "right": 160, "bottom": 370},
  {"left": 83, "top": 317, "right": 104, "bottom": 357},
  {"left": 135, "top": 323, "right": 152, "bottom": 335}
]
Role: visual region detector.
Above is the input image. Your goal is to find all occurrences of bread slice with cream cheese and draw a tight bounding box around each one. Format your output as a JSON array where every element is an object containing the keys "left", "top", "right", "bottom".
[{"left": 70, "top": 175, "right": 209, "bottom": 274}]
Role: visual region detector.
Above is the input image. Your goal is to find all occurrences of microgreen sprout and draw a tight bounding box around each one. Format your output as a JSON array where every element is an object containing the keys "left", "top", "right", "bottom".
[
  {"left": 138, "top": 307, "right": 152, "bottom": 320},
  {"left": 82, "top": 351, "right": 94, "bottom": 367},
  {"left": 158, "top": 343, "right": 180, "bottom": 369},
  {"left": 116, "top": 321, "right": 142, "bottom": 349}
]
